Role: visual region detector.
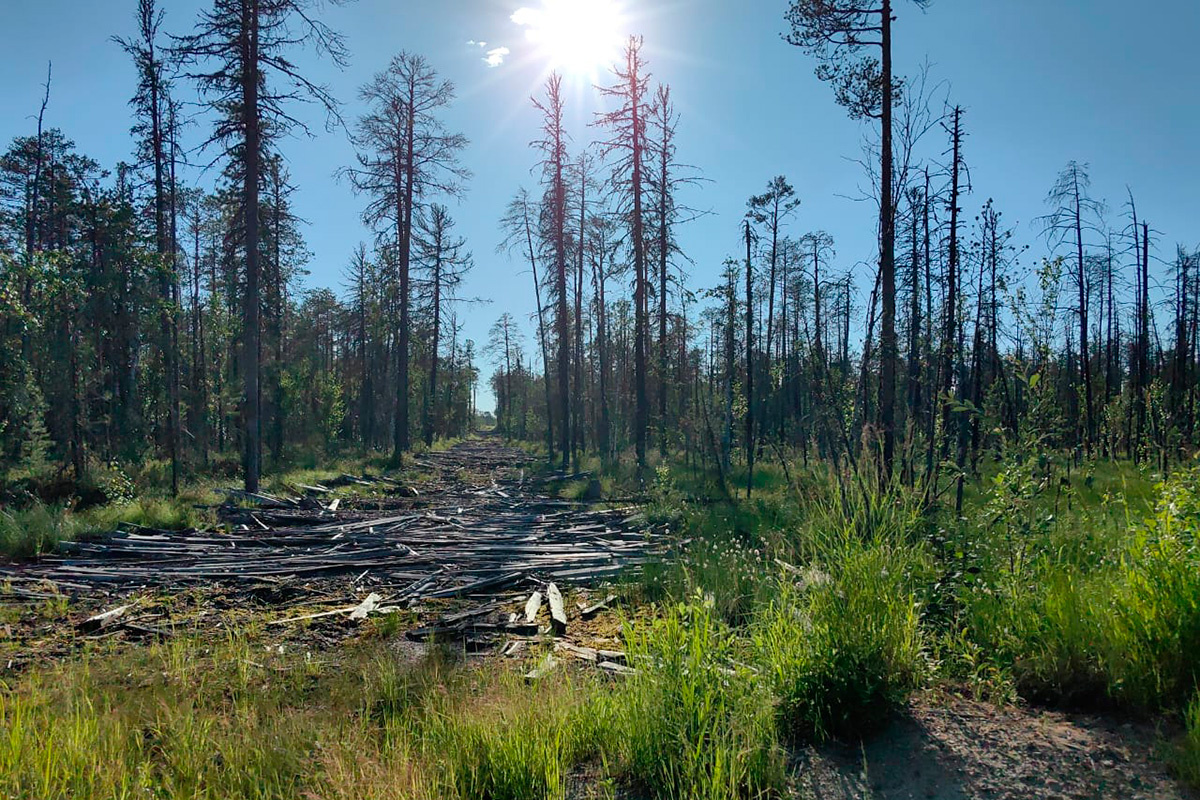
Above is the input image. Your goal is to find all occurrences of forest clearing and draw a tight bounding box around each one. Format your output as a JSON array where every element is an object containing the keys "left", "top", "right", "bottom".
[
  {"left": 3, "top": 437, "right": 1198, "bottom": 798},
  {"left": 3, "top": 0, "right": 1200, "bottom": 797}
]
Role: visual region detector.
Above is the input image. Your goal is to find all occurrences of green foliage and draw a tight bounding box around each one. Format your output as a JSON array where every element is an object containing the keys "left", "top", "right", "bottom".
[
  {"left": 614, "top": 595, "right": 783, "bottom": 799},
  {"left": 1172, "top": 692, "right": 1200, "bottom": 790},
  {"left": 417, "top": 677, "right": 607, "bottom": 800},
  {"left": 0, "top": 503, "right": 78, "bottom": 560},
  {"left": 961, "top": 463, "right": 1200, "bottom": 711},
  {"left": 0, "top": 496, "right": 202, "bottom": 560},
  {"left": 646, "top": 463, "right": 686, "bottom": 525},
  {"left": 753, "top": 537, "right": 930, "bottom": 741}
]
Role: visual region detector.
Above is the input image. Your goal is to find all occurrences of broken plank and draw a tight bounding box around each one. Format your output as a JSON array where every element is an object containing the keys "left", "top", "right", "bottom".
[
  {"left": 424, "top": 571, "right": 526, "bottom": 599},
  {"left": 349, "top": 592, "right": 383, "bottom": 621},
  {"left": 524, "top": 653, "right": 558, "bottom": 683},
  {"left": 78, "top": 604, "right": 131, "bottom": 633},
  {"left": 523, "top": 591, "right": 543, "bottom": 624},
  {"left": 554, "top": 641, "right": 598, "bottom": 662},
  {"left": 580, "top": 594, "right": 617, "bottom": 620},
  {"left": 546, "top": 582, "right": 567, "bottom": 635},
  {"left": 597, "top": 660, "right": 635, "bottom": 676}
]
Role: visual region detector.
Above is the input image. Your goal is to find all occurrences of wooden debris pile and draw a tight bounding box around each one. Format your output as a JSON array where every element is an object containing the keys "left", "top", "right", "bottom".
[
  {"left": 405, "top": 582, "right": 634, "bottom": 679},
  {"left": 1, "top": 440, "right": 669, "bottom": 605}
]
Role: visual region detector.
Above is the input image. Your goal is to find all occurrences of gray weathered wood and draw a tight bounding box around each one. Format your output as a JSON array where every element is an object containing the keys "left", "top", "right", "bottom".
[
  {"left": 524, "top": 591, "right": 543, "bottom": 624},
  {"left": 546, "top": 582, "right": 567, "bottom": 635}
]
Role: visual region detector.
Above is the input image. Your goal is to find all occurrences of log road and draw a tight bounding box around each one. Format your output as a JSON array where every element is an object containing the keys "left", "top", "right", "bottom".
[{"left": 1, "top": 439, "right": 667, "bottom": 602}]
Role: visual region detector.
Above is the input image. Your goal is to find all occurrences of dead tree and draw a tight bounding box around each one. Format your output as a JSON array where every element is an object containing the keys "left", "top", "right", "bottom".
[
  {"left": 532, "top": 73, "right": 571, "bottom": 472},
  {"left": 346, "top": 52, "right": 468, "bottom": 461},
  {"left": 118, "top": 0, "right": 179, "bottom": 493},
  {"left": 786, "top": 0, "right": 933, "bottom": 482},
  {"left": 1039, "top": 161, "right": 1104, "bottom": 453},
  {"left": 596, "top": 36, "right": 651, "bottom": 476},
  {"left": 175, "top": 0, "right": 350, "bottom": 491}
]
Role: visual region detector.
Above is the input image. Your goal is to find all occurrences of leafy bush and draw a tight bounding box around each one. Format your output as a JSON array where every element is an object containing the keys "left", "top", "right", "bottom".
[
  {"left": 963, "top": 465, "right": 1200, "bottom": 711},
  {"left": 646, "top": 463, "right": 686, "bottom": 526}
]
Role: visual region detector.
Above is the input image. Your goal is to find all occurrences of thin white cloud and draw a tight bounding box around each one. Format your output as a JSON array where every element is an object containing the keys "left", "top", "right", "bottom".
[
  {"left": 511, "top": 7, "right": 539, "bottom": 27},
  {"left": 467, "top": 40, "right": 489, "bottom": 48},
  {"left": 483, "top": 46, "right": 510, "bottom": 68}
]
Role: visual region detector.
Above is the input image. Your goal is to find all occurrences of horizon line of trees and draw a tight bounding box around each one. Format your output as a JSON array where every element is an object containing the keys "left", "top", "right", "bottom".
[
  {"left": 486, "top": 7, "right": 1199, "bottom": 503},
  {"left": 2, "top": 0, "right": 1197, "bottom": 503}
]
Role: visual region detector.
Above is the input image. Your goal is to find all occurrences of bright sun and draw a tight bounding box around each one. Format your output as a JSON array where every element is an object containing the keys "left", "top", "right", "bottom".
[{"left": 512, "top": 0, "right": 626, "bottom": 75}]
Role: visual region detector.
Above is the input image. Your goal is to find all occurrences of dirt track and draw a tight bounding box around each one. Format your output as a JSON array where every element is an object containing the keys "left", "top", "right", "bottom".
[{"left": 791, "top": 695, "right": 1191, "bottom": 800}]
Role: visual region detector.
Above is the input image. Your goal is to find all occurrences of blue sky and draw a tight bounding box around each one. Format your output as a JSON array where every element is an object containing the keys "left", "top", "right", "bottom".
[{"left": 2, "top": 0, "right": 1198, "bottom": 411}]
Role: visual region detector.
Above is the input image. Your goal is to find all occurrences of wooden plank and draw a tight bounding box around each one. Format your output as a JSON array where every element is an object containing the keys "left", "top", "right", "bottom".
[
  {"left": 580, "top": 594, "right": 617, "bottom": 620},
  {"left": 546, "top": 582, "right": 567, "bottom": 635},
  {"left": 597, "top": 660, "right": 635, "bottom": 676},
  {"left": 554, "top": 641, "right": 598, "bottom": 662},
  {"left": 524, "top": 653, "right": 557, "bottom": 683},
  {"left": 78, "top": 604, "right": 131, "bottom": 632},
  {"left": 349, "top": 592, "right": 383, "bottom": 621},
  {"left": 523, "top": 591, "right": 543, "bottom": 624}
]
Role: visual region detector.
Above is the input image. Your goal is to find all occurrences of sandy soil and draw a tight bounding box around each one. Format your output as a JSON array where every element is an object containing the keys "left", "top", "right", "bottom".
[{"left": 789, "top": 694, "right": 1191, "bottom": 800}]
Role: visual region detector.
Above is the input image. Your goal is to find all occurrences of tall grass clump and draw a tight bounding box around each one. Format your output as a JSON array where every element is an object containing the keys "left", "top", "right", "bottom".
[
  {"left": 0, "top": 634, "right": 618, "bottom": 800},
  {"left": 382, "top": 667, "right": 610, "bottom": 800},
  {"left": 753, "top": 534, "right": 930, "bottom": 741},
  {"left": 1, "top": 497, "right": 204, "bottom": 561},
  {"left": 0, "top": 642, "right": 320, "bottom": 800},
  {"left": 610, "top": 595, "right": 783, "bottom": 799},
  {"left": 0, "top": 502, "right": 77, "bottom": 559},
  {"left": 1172, "top": 692, "right": 1200, "bottom": 789}
]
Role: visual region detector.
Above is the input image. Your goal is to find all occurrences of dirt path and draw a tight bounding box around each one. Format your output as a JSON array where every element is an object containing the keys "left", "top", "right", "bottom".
[
  {"left": 791, "top": 695, "right": 1190, "bottom": 799},
  {"left": 2, "top": 438, "right": 663, "bottom": 601}
]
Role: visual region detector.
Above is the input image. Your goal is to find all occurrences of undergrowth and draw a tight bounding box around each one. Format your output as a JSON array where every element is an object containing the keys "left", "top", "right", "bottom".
[
  {"left": 5, "top": 438, "right": 1200, "bottom": 797},
  {"left": 1172, "top": 692, "right": 1200, "bottom": 789}
]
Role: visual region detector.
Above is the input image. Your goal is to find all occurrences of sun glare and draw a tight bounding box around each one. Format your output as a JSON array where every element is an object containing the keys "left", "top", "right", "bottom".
[{"left": 512, "top": 0, "right": 626, "bottom": 76}]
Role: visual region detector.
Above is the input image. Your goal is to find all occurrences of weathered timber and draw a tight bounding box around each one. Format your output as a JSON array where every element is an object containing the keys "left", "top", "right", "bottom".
[
  {"left": 2, "top": 440, "right": 667, "bottom": 608},
  {"left": 524, "top": 591, "right": 544, "bottom": 624},
  {"left": 546, "top": 582, "right": 567, "bottom": 635}
]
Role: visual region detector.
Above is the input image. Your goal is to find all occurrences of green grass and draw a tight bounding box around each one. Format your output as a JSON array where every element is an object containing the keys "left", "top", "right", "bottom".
[
  {"left": 0, "top": 496, "right": 207, "bottom": 560},
  {"left": 958, "top": 461, "right": 1200, "bottom": 711},
  {"left": 7, "top": 439, "right": 1200, "bottom": 798},
  {"left": 0, "top": 617, "right": 784, "bottom": 800},
  {"left": 0, "top": 446, "right": 433, "bottom": 560},
  {"left": 615, "top": 598, "right": 783, "bottom": 799},
  {"left": 1172, "top": 692, "right": 1200, "bottom": 790},
  {"left": 753, "top": 535, "right": 931, "bottom": 741},
  {"left": 0, "top": 634, "right": 611, "bottom": 800},
  {"left": 0, "top": 503, "right": 80, "bottom": 560}
]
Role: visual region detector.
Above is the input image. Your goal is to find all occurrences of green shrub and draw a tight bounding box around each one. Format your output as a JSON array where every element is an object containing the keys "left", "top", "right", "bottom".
[{"left": 962, "top": 465, "right": 1200, "bottom": 711}]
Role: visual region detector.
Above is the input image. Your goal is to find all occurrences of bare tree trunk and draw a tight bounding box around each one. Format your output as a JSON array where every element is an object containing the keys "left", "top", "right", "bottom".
[
  {"left": 745, "top": 220, "right": 755, "bottom": 498},
  {"left": 1073, "top": 171, "right": 1093, "bottom": 452},
  {"left": 241, "top": 0, "right": 262, "bottom": 493},
  {"left": 877, "top": 0, "right": 897, "bottom": 483},
  {"left": 573, "top": 159, "right": 587, "bottom": 471},
  {"left": 524, "top": 203, "right": 556, "bottom": 461},
  {"left": 629, "top": 55, "right": 649, "bottom": 476}
]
